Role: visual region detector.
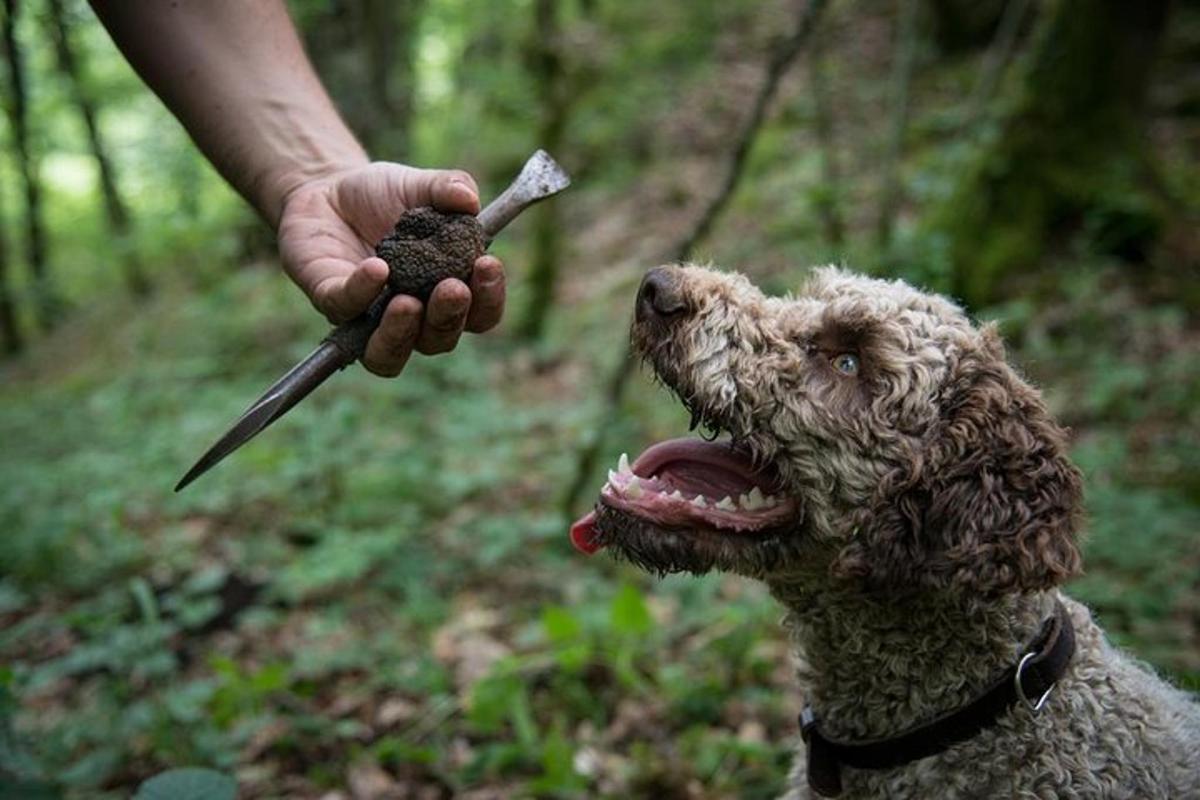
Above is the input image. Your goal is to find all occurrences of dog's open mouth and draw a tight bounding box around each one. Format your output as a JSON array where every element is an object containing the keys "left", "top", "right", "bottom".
[{"left": 570, "top": 437, "right": 799, "bottom": 555}]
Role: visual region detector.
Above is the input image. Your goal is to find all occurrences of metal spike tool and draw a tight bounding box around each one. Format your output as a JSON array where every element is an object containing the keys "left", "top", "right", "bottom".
[{"left": 176, "top": 150, "right": 570, "bottom": 492}]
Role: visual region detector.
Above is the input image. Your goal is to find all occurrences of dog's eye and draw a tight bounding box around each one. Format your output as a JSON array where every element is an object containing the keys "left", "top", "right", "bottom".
[{"left": 831, "top": 353, "right": 859, "bottom": 376}]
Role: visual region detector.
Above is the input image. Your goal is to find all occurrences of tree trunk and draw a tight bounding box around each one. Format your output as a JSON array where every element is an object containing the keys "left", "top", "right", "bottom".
[
  {"left": 964, "top": 0, "right": 1034, "bottom": 128},
  {"left": 2, "top": 0, "right": 58, "bottom": 331},
  {"left": 926, "top": 0, "right": 1007, "bottom": 54},
  {"left": 359, "top": 0, "right": 396, "bottom": 156},
  {"left": 926, "top": 0, "right": 1171, "bottom": 307},
  {"left": 46, "top": 0, "right": 150, "bottom": 297},
  {"left": 875, "top": 0, "right": 920, "bottom": 251},
  {"left": 517, "top": 0, "right": 570, "bottom": 341},
  {"left": 0, "top": 185, "right": 22, "bottom": 355},
  {"left": 808, "top": 27, "right": 845, "bottom": 250},
  {"left": 303, "top": 0, "right": 424, "bottom": 160},
  {"left": 361, "top": 0, "right": 423, "bottom": 158}
]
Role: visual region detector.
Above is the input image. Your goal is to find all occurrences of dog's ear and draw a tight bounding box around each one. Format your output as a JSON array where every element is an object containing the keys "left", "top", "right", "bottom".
[{"left": 833, "top": 326, "right": 1083, "bottom": 596}]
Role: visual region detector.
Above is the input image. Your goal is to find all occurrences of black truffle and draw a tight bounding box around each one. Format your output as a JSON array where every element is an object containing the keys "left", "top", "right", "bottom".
[{"left": 374, "top": 207, "right": 486, "bottom": 302}]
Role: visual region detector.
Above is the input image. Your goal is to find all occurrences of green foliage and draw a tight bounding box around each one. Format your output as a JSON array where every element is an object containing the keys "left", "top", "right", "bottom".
[
  {"left": 134, "top": 768, "right": 236, "bottom": 800},
  {"left": 0, "top": 0, "right": 1196, "bottom": 797}
]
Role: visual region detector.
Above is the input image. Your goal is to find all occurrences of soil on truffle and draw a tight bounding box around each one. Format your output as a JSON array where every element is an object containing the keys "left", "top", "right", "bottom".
[{"left": 374, "top": 207, "right": 485, "bottom": 302}]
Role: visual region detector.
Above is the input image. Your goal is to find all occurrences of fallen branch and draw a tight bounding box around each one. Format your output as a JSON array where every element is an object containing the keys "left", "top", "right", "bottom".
[{"left": 561, "top": 0, "right": 830, "bottom": 521}]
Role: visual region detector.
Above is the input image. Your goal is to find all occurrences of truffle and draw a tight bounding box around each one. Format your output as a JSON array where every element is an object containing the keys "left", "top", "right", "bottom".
[{"left": 374, "top": 207, "right": 486, "bottom": 302}]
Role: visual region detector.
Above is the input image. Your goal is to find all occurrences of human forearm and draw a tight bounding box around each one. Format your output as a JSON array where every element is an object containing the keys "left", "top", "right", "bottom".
[
  {"left": 92, "top": 0, "right": 508, "bottom": 378},
  {"left": 89, "top": 0, "right": 366, "bottom": 225}
]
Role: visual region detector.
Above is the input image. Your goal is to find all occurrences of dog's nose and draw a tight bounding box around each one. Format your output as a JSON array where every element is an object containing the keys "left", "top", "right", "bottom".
[{"left": 637, "top": 268, "right": 688, "bottom": 323}]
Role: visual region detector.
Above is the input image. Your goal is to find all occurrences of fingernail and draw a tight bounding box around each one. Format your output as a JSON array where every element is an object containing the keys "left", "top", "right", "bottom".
[{"left": 475, "top": 261, "right": 500, "bottom": 284}]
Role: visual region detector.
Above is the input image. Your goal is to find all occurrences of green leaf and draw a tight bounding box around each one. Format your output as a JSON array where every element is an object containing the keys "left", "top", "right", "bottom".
[
  {"left": 134, "top": 768, "right": 236, "bottom": 800},
  {"left": 541, "top": 605, "right": 582, "bottom": 643},
  {"left": 467, "top": 672, "right": 524, "bottom": 733},
  {"left": 129, "top": 577, "right": 160, "bottom": 625},
  {"left": 536, "top": 723, "right": 586, "bottom": 792},
  {"left": 609, "top": 584, "right": 652, "bottom": 636},
  {"left": 0, "top": 779, "right": 61, "bottom": 800}
]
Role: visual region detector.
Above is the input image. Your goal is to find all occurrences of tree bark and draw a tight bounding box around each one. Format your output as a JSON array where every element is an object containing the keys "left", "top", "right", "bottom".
[
  {"left": 926, "top": 0, "right": 1006, "bottom": 54},
  {"left": 927, "top": 0, "right": 1172, "bottom": 307},
  {"left": 2, "top": 0, "right": 58, "bottom": 331},
  {"left": 808, "top": 27, "right": 845, "bottom": 250},
  {"left": 47, "top": 0, "right": 149, "bottom": 297},
  {"left": 875, "top": 0, "right": 920, "bottom": 251},
  {"left": 0, "top": 183, "right": 22, "bottom": 355},
  {"left": 303, "top": 0, "right": 424, "bottom": 160},
  {"left": 359, "top": 0, "right": 423, "bottom": 157},
  {"left": 964, "top": 0, "right": 1034, "bottom": 128},
  {"left": 517, "top": 0, "right": 570, "bottom": 341}
]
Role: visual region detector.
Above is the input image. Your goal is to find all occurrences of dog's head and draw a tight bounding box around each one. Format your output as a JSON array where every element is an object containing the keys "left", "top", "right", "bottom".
[{"left": 571, "top": 265, "right": 1083, "bottom": 597}]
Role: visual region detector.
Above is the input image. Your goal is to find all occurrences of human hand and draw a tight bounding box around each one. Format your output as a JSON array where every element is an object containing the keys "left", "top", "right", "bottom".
[{"left": 277, "top": 163, "right": 506, "bottom": 376}]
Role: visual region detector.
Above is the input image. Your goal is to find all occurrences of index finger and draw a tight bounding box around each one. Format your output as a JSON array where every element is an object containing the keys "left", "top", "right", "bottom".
[{"left": 309, "top": 257, "right": 389, "bottom": 322}]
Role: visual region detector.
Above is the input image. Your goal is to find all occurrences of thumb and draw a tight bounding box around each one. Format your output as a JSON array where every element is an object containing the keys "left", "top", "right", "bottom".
[{"left": 404, "top": 168, "right": 481, "bottom": 215}]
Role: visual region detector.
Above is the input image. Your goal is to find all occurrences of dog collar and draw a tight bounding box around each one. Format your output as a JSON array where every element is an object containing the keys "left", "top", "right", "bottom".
[{"left": 799, "top": 600, "right": 1075, "bottom": 797}]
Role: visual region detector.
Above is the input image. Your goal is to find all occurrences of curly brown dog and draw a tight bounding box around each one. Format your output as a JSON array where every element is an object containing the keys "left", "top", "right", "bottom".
[{"left": 571, "top": 265, "right": 1200, "bottom": 799}]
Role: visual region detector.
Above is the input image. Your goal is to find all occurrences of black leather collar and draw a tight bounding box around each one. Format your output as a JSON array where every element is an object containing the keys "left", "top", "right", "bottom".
[{"left": 800, "top": 600, "right": 1076, "bottom": 797}]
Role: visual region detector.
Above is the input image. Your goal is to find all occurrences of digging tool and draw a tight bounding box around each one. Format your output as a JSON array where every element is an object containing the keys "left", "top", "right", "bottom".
[{"left": 176, "top": 150, "right": 570, "bottom": 492}]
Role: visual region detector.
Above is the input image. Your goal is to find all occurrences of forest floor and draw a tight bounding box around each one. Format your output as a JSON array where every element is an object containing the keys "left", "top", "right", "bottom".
[{"left": 2, "top": 2, "right": 1198, "bottom": 798}]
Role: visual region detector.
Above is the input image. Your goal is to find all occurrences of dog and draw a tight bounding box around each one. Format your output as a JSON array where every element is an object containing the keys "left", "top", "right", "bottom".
[{"left": 570, "top": 265, "right": 1200, "bottom": 799}]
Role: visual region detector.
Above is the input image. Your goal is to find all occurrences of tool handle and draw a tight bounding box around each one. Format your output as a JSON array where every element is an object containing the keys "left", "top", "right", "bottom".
[{"left": 323, "top": 289, "right": 396, "bottom": 367}]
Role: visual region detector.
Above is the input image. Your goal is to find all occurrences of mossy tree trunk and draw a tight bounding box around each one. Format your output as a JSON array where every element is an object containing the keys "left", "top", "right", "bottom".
[
  {"left": 2, "top": 0, "right": 59, "bottom": 331},
  {"left": 47, "top": 0, "right": 149, "bottom": 297},
  {"left": 928, "top": 0, "right": 1171, "bottom": 307}
]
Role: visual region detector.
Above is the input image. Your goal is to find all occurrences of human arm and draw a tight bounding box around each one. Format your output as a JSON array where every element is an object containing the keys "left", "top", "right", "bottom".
[{"left": 88, "top": 0, "right": 505, "bottom": 374}]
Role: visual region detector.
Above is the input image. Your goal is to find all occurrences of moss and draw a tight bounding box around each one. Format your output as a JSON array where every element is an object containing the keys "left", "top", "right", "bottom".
[
  {"left": 375, "top": 207, "right": 485, "bottom": 302},
  {"left": 919, "top": 0, "right": 1170, "bottom": 309}
]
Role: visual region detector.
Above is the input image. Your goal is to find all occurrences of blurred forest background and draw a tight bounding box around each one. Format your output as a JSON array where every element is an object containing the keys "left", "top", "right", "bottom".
[{"left": 1, "top": 0, "right": 1197, "bottom": 797}]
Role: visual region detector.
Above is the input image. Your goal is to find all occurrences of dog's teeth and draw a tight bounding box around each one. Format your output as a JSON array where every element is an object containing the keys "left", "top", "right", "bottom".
[
  {"left": 669, "top": 490, "right": 684, "bottom": 500},
  {"left": 739, "top": 492, "right": 755, "bottom": 509},
  {"left": 691, "top": 495, "right": 707, "bottom": 508},
  {"left": 715, "top": 496, "right": 736, "bottom": 511},
  {"left": 618, "top": 453, "right": 632, "bottom": 474},
  {"left": 626, "top": 476, "right": 643, "bottom": 498},
  {"left": 608, "top": 470, "right": 620, "bottom": 486},
  {"left": 743, "top": 487, "right": 767, "bottom": 510}
]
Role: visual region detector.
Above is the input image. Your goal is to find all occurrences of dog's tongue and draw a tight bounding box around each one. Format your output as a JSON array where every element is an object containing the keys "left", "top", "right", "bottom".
[{"left": 570, "top": 511, "right": 605, "bottom": 555}]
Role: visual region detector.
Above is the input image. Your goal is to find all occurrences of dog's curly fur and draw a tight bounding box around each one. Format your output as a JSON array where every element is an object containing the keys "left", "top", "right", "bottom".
[{"left": 599, "top": 264, "right": 1200, "bottom": 799}]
